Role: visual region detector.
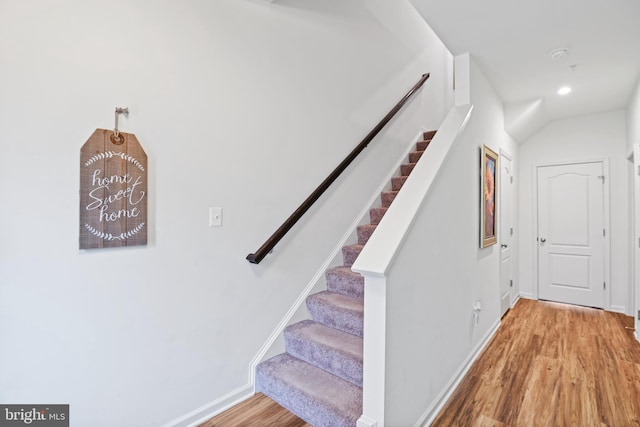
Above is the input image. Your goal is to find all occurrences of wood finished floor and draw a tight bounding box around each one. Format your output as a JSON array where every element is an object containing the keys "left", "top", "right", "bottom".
[
  {"left": 198, "top": 392, "right": 310, "bottom": 427},
  {"left": 433, "top": 298, "right": 640, "bottom": 427},
  {"left": 200, "top": 299, "right": 640, "bottom": 427}
]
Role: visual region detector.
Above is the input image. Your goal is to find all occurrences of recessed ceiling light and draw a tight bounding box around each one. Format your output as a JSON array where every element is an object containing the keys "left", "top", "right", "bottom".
[
  {"left": 557, "top": 86, "right": 572, "bottom": 95},
  {"left": 549, "top": 48, "right": 569, "bottom": 60}
]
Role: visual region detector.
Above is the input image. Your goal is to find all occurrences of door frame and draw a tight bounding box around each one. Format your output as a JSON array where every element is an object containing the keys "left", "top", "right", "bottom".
[
  {"left": 533, "top": 158, "right": 611, "bottom": 310},
  {"left": 632, "top": 144, "right": 640, "bottom": 341},
  {"left": 499, "top": 148, "right": 514, "bottom": 311}
]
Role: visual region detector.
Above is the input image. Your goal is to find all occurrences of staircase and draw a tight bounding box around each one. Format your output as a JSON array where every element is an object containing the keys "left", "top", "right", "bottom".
[{"left": 256, "top": 130, "right": 436, "bottom": 426}]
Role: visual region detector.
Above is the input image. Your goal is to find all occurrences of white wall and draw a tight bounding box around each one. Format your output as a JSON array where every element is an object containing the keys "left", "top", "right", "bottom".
[
  {"left": 627, "top": 77, "right": 640, "bottom": 153},
  {"left": 379, "top": 57, "right": 518, "bottom": 425},
  {"left": 0, "top": 1, "right": 454, "bottom": 426},
  {"left": 518, "top": 110, "right": 629, "bottom": 312}
]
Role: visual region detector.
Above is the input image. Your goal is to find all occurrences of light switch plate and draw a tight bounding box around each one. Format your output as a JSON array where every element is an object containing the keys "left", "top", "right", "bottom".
[{"left": 209, "top": 207, "right": 222, "bottom": 227}]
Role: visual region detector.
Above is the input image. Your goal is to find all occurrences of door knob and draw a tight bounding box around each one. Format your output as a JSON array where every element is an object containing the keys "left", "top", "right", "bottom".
[
  {"left": 540, "top": 238, "right": 546, "bottom": 243},
  {"left": 501, "top": 244, "right": 507, "bottom": 248}
]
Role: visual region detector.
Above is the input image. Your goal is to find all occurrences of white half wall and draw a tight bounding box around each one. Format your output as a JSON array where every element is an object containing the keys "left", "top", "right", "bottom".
[
  {"left": 518, "top": 110, "right": 629, "bottom": 312},
  {"left": 0, "top": 1, "right": 454, "bottom": 426},
  {"left": 352, "top": 55, "right": 517, "bottom": 426},
  {"left": 383, "top": 57, "right": 518, "bottom": 426}
]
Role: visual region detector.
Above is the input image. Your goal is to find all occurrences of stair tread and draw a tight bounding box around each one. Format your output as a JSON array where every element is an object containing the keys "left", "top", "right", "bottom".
[
  {"left": 401, "top": 163, "right": 417, "bottom": 176},
  {"left": 424, "top": 129, "right": 437, "bottom": 139},
  {"left": 408, "top": 150, "right": 425, "bottom": 163},
  {"left": 326, "top": 265, "right": 362, "bottom": 279},
  {"left": 285, "top": 320, "right": 363, "bottom": 386},
  {"left": 343, "top": 243, "right": 364, "bottom": 249},
  {"left": 257, "top": 354, "right": 362, "bottom": 426},
  {"left": 416, "top": 140, "right": 431, "bottom": 151},
  {"left": 308, "top": 291, "right": 363, "bottom": 313},
  {"left": 326, "top": 266, "right": 364, "bottom": 298},
  {"left": 381, "top": 191, "right": 399, "bottom": 207},
  {"left": 369, "top": 207, "right": 388, "bottom": 225},
  {"left": 286, "top": 320, "right": 363, "bottom": 359},
  {"left": 307, "top": 291, "right": 363, "bottom": 337},
  {"left": 357, "top": 224, "right": 377, "bottom": 246},
  {"left": 342, "top": 244, "right": 364, "bottom": 267},
  {"left": 391, "top": 176, "right": 407, "bottom": 190},
  {"left": 357, "top": 224, "right": 377, "bottom": 231}
]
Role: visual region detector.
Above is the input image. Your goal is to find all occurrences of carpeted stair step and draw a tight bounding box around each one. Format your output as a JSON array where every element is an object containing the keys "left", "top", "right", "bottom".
[
  {"left": 381, "top": 190, "right": 398, "bottom": 207},
  {"left": 307, "top": 291, "right": 363, "bottom": 337},
  {"left": 256, "top": 353, "right": 362, "bottom": 427},
  {"left": 369, "top": 207, "right": 388, "bottom": 225},
  {"left": 326, "top": 266, "right": 364, "bottom": 298},
  {"left": 424, "top": 129, "right": 437, "bottom": 139},
  {"left": 408, "top": 150, "right": 425, "bottom": 163},
  {"left": 342, "top": 244, "right": 364, "bottom": 266},
  {"left": 401, "top": 163, "right": 417, "bottom": 176},
  {"left": 392, "top": 176, "right": 408, "bottom": 191},
  {"left": 284, "top": 320, "right": 363, "bottom": 387},
  {"left": 357, "top": 224, "right": 377, "bottom": 245},
  {"left": 416, "top": 139, "right": 431, "bottom": 151}
]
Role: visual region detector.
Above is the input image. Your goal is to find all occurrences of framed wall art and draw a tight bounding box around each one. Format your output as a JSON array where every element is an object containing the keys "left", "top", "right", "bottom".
[{"left": 480, "top": 145, "right": 498, "bottom": 248}]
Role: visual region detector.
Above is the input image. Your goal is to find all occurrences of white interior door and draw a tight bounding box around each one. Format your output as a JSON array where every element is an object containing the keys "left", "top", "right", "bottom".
[
  {"left": 537, "top": 162, "right": 605, "bottom": 308},
  {"left": 499, "top": 152, "right": 513, "bottom": 316}
]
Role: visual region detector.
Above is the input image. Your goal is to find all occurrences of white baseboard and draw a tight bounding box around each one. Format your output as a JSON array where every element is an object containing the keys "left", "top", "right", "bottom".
[
  {"left": 518, "top": 292, "right": 535, "bottom": 300},
  {"left": 510, "top": 295, "right": 521, "bottom": 308},
  {"left": 609, "top": 305, "right": 626, "bottom": 314},
  {"left": 163, "top": 384, "right": 254, "bottom": 427},
  {"left": 415, "top": 318, "right": 501, "bottom": 427},
  {"left": 357, "top": 415, "right": 378, "bottom": 427}
]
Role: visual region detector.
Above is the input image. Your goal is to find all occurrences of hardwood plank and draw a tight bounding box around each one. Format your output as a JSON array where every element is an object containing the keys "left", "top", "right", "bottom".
[
  {"left": 432, "top": 299, "right": 640, "bottom": 427},
  {"left": 198, "top": 393, "right": 311, "bottom": 427},
  {"left": 472, "top": 414, "right": 510, "bottom": 427},
  {"left": 516, "top": 356, "right": 561, "bottom": 427}
]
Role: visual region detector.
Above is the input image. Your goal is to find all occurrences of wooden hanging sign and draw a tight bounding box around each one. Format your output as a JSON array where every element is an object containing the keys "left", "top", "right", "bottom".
[{"left": 80, "top": 129, "right": 147, "bottom": 249}]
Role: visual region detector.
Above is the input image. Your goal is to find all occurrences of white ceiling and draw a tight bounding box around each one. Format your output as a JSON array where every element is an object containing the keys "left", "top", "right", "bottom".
[{"left": 410, "top": 0, "right": 640, "bottom": 126}]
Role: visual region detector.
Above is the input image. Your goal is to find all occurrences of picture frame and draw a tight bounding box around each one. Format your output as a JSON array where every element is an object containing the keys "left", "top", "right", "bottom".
[{"left": 480, "top": 145, "right": 498, "bottom": 248}]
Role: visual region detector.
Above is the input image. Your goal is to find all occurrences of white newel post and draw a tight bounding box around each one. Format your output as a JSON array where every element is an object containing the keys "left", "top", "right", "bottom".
[{"left": 354, "top": 273, "right": 388, "bottom": 427}]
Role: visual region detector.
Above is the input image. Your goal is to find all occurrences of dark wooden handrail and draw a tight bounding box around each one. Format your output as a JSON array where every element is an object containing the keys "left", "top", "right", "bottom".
[{"left": 246, "top": 73, "right": 430, "bottom": 264}]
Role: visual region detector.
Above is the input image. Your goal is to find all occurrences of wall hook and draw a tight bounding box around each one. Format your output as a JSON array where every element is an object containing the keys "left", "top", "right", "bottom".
[{"left": 114, "top": 107, "right": 129, "bottom": 139}]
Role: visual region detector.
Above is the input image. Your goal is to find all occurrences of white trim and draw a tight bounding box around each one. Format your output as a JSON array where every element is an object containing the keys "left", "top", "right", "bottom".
[
  {"left": 519, "top": 291, "right": 535, "bottom": 300},
  {"left": 357, "top": 415, "right": 378, "bottom": 427},
  {"left": 609, "top": 305, "right": 626, "bottom": 314},
  {"left": 162, "top": 384, "right": 254, "bottom": 427},
  {"left": 603, "top": 159, "right": 611, "bottom": 311},
  {"left": 415, "top": 319, "right": 501, "bottom": 427},
  {"left": 499, "top": 148, "right": 514, "bottom": 315},
  {"left": 533, "top": 159, "right": 611, "bottom": 310},
  {"left": 518, "top": 291, "right": 538, "bottom": 300},
  {"left": 357, "top": 275, "right": 388, "bottom": 427},
  {"left": 511, "top": 295, "right": 521, "bottom": 307},
  {"left": 531, "top": 163, "right": 540, "bottom": 300}
]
